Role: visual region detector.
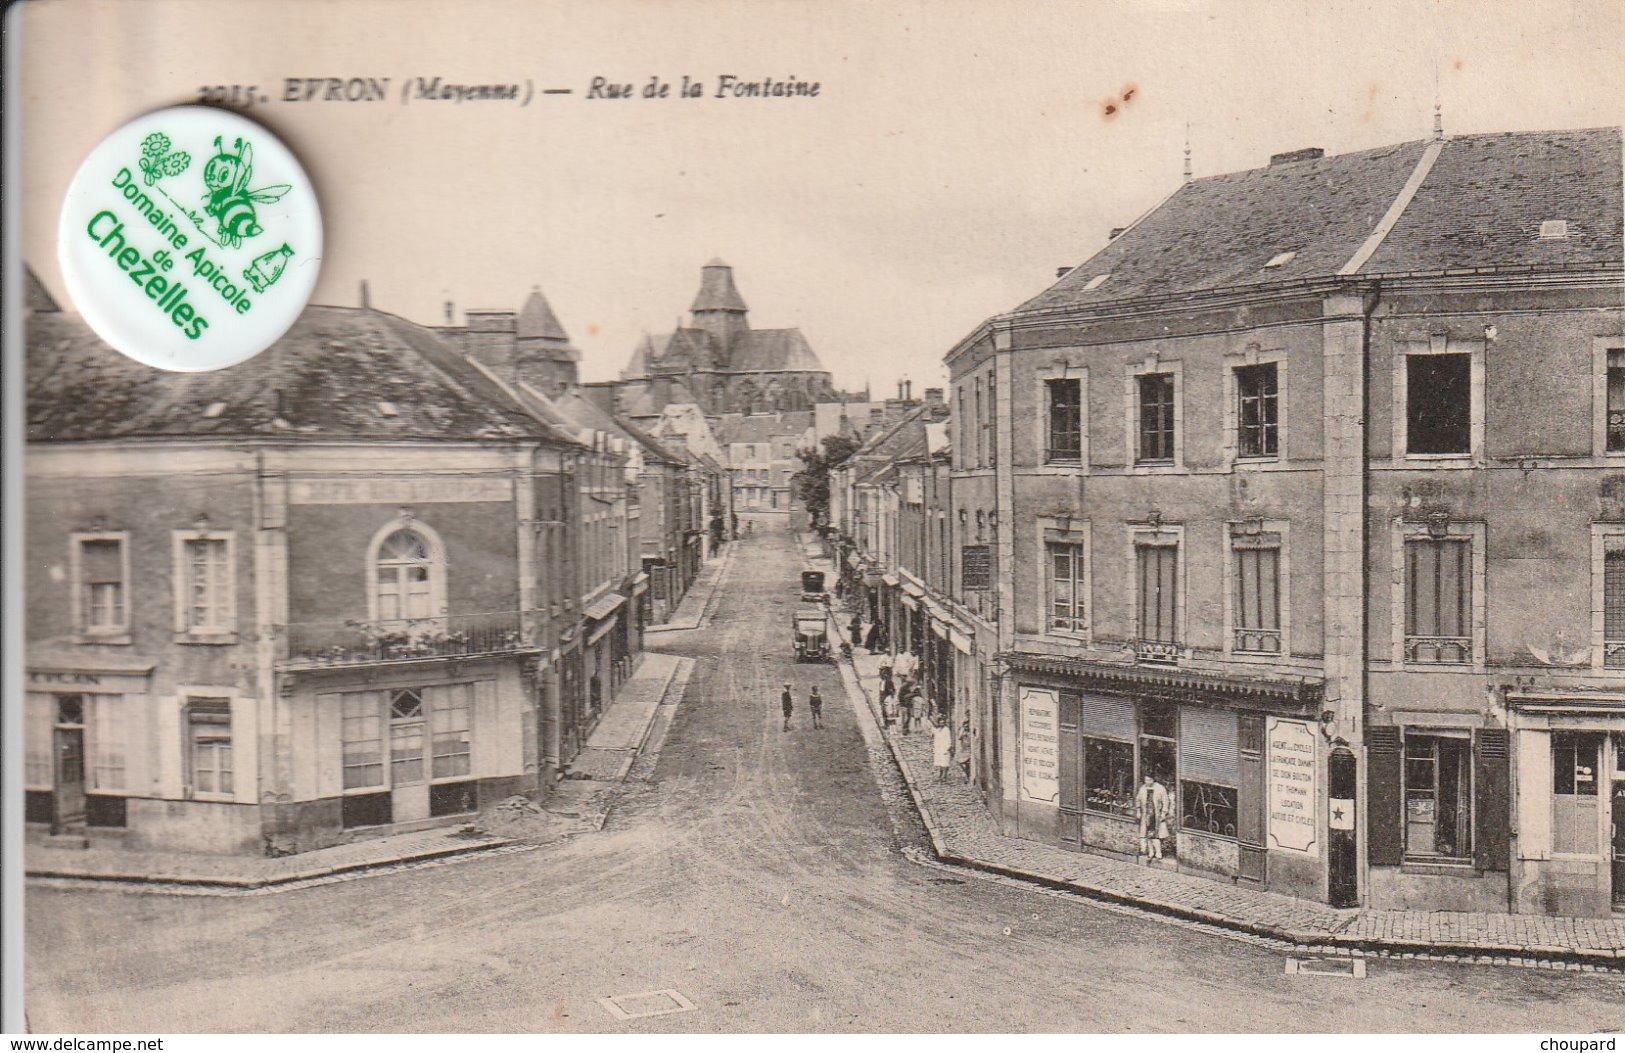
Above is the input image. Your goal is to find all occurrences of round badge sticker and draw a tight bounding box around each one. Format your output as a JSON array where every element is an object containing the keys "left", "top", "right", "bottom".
[{"left": 57, "top": 105, "right": 322, "bottom": 372}]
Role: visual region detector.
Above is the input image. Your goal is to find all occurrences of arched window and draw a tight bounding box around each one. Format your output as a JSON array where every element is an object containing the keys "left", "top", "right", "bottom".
[{"left": 368, "top": 521, "right": 446, "bottom": 623}]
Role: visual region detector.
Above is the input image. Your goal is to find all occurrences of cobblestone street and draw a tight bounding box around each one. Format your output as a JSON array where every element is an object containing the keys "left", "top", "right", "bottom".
[{"left": 25, "top": 525, "right": 1625, "bottom": 1033}]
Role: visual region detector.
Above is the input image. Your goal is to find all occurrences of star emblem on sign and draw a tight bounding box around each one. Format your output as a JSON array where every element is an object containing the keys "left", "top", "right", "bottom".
[{"left": 1332, "top": 805, "right": 1346, "bottom": 822}]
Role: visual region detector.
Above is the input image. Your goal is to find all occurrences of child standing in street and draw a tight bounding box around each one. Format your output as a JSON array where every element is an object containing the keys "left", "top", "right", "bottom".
[
  {"left": 933, "top": 719, "right": 954, "bottom": 782},
  {"left": 809, "top": 686, "right": 824, "bottom": 729},
  {"left": 781, "top": 682, "right": 794, "bottom": 732}
]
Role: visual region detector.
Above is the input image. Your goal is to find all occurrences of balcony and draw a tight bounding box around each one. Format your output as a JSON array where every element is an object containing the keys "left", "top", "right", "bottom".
[
  {"left": 279, "top": 611, "right": 539, "bottom": 670},
  {"left": 1404, "top": 635, "right": 1472, "bottom": 666},
  {"left": 1232, "top": 627, "right": 1283, "bottom": 654},
  {"left": 1134, "top": 638, "right": 1183, "bottom": 666}
]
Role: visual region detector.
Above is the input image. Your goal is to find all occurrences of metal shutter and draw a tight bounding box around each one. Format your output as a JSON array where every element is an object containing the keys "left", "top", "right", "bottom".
[
  {"left": 1077, "top": 693, "right": 1136, "bottom": 741},
  {"left": 1179, "top": 706, "right": 1239, "bottom": 785}
]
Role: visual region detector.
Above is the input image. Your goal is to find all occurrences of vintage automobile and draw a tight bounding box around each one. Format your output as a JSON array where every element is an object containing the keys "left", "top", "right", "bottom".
[
  {"left": 792, "top": 606, "right": 831, "bottom": 662},
  {"left": 799, "top": 569, "right": 827, "bottom": 603}
]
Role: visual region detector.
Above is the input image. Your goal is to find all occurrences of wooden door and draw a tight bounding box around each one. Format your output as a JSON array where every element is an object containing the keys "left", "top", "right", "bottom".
[{"left": 52, "top": 727, "right": 87, "bottom": 832}]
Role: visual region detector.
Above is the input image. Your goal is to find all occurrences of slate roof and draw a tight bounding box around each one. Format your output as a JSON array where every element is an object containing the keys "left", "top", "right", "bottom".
[
  {"left": 1018, "top": 127, "right": 1623, "bottom": 316},
  {"left": 691, "top": 259, "right": 749, "bottom": 313},
  {"left": 517, "top": 285, "right": 571, "bottom": 341},
  {"left": 729, "top": 329, "right": 824, "bottom": 373},
  {"left": 546, "top": 387, "right": 676, "bottom": 464},
  {"left": 715, "top": 410, "right": 815, "bottom": 446},
  {"left": 28, "top": 303, "right": 574, "bottom": 445}
]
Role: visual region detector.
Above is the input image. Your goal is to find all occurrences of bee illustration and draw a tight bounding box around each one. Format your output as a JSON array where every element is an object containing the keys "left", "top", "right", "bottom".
[
  {"left": 138, "top": 132, "right": 191, "bottom": 186},
  {"left": 202, "top": 136, "right": 291, "bottom": 248}
]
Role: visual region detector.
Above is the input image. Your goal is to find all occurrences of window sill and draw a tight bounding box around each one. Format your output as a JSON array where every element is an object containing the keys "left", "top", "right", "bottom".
[
  {"left": 175, "top": 631, "right": 240, "bottom": 646},
  {"left": 76, "top": 632, "right": 132, "bottom": 646},
  {"left": 1180, "top": 827, "right": 1239, "bottom": 844},
  {"left": 1399, "top": 857, "right": 1476, "bottom": 874},
  {"left": 1399, "top": 453, "right": 1474, "bottom": 464},
  {"left": 1232, "top": 455, "right": 1280, "bottom": 466},
  {"left": 1081, "top": 809, "right": 1136, "bottom": 824}
]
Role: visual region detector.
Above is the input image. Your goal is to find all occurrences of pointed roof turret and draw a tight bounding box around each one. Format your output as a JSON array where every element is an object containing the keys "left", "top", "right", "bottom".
[
  {"left": 690, "top": 259, "right": 749, "bottom": 314},
  {"left": 517, "top": 285, "right": 570, "bottom": 341}
]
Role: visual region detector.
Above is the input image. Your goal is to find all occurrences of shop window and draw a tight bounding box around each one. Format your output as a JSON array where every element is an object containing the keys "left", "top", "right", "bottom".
[
  {"left": 1406, "top": 354, "right": 1471, "bottom": 455},
  {"left": 1607, "top": 349, "right": 1625, "bottom": 453},
  {"left": 177, "top": 534, "right": 233, "bottom": 633},
  {"left": 1552, "top": 732, "right": 1602, "bottom": 855},
  {"left": 1045, "top": 378, "right": 1083, "bottom": 463},
  {"left": 341, "top": 691, "right": 384, "bottom": 790},
  {"left": 186, "top": 699, "right": 233, "bottom": 798},
  {"left": 1235, "top": 363, "right": 1279, "bottom": 459},
  {"left": 89, "top": 695, "right": 125, "bottom": 791},
  {"left": 1083, "top": 737, "right": 1135, "bottom": 817},
  {"left": 1047, "top": 542, "right": 1087, "bottom": 634},
  {"left": 1403, "top": 733, "right": 1472, "bottom": 860},
  {"left": 1404, "top": 537, "right": 1472, "bottom": 664},
  {"left": 1232, "top": 534, "right": 1282, "bottom": 653},
  {"left": 1136, "top": 543, "right": 1179, "bottom": 647},
  {"left": 431, "top": 685, "right": 472, "bottom": 780},
  {"left": 1180, "top": 707, "right": 1239, "bottom": 838},
  {"left": 1604, "top": 540, "right": 1625, "bottom": 668},
  {"left": 76, "top": 536, "right": 128, "bottom": 634},
  {"left": 1137, "top": 373, "right": 1176, "bottom": 463}
]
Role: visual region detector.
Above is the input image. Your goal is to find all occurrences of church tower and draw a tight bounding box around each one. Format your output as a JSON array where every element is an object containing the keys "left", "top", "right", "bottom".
[{"left": 689, "top": 258, "right": 749, "bottom": 362}]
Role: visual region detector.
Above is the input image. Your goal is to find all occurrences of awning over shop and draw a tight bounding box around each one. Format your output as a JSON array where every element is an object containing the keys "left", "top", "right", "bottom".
[
  {"left": 882, "top": 574, "right": 900, "bottom": 588},
  {"left": 950, "top": 627, "right": 973, "bottom": 654},
  {"left": 584, "top": 593, "right": 627, "bottom": 623},
  {"left": 630, "top": 572, "right": 651, "bottom": 596},
  {"left": 901, "top": 580, "right": 926, "bottom": 599}
]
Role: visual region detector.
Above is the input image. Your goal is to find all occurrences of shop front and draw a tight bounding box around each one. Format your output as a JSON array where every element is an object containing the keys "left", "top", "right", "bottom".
[
  {"left": 1507, "top": 693, "right": 1625, "bottom": 918},
  {"left": 1005, "top": 655, "right": 1329, "bottom": 901}
]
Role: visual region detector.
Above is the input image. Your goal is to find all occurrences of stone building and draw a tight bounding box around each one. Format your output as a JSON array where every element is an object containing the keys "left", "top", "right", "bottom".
[
  {"left": 24, "top": 285, "right": 585, "bottom": 855},
  {"left": 618, "top": 260, "right": 838, "bottom": 415},
  {"left": 947, "top": 126, "right": 1623, "bottom": 914}
]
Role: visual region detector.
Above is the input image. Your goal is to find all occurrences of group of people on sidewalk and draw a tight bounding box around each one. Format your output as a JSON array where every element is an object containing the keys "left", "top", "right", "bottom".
[{"left": 873, "top": 655, "right": 972, "bottom": 784}]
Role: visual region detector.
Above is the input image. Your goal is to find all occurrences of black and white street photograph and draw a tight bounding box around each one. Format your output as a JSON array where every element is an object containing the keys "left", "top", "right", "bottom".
[{"left": 6, "top": 0, "right": 1625, "bottom": 1037}]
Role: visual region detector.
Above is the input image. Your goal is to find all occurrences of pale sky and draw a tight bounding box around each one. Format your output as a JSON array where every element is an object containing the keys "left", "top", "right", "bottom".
[{"left": 19, "top": 0, "right": 1625, "bottom": 392}]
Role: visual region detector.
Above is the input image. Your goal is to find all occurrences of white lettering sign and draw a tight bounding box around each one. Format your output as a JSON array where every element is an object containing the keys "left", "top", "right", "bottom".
[
  {"left": 1019, "top": 686, "right": 1060, "bottom": 805},
  {"left": 289, "top": 476, "right": 513, "bottom": 505},
  {"left": 1267, "top": 718, "right": 1318, "bottom": 857}
]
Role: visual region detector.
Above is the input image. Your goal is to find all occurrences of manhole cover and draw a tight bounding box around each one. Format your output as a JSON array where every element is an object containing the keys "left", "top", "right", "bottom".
[
  {"left": 598, "top": 989, "right": 699, "bottom": 1020},
  {"left": 1285, "top": 957, "right": 1366, "bottom": 978}
]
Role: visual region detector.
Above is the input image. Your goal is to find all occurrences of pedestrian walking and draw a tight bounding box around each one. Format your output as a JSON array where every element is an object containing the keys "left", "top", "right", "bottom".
[
  {"left": 932, "top": 719, "right": 954, "bottom": 782},
  {"left": 864, "top": 620, "right": 882, "bottom": 653},
  {"left": 958, "top": 720, "right": 973, "bottom": 782},
  {"left": 809, "top": 686, "right": 824, "bottom": 729},
  {"left": 879, "top": 677, "right": 896, "bottom": 727},
  {"left": 781, "top": 682, "right": 794, "bottom": 732},
  {"left": 897, "top": 687, "right": 914, "bottom": 734},
  {"left": 848, "top": 615, "right": 864, "bottom": 652},
  {"left": 1135, "top": 774, "right": 1173, "bottom": 861}
]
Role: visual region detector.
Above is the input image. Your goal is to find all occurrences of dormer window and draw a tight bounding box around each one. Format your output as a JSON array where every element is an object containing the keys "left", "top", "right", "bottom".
[
  {"left": 377, "top": 401, "right": 399, "bottom": 417},
  {"left": 1264, "top": 251, "right": 1296, "bottom": 269},
  {"left": 1083, "top": 274, "right": 1110, "bottom": 291},
  {"left": 1538, "top": 220, "right": 1569, "bottom": 240},
  {"left": 203, "top": 402, "right": 227, "bottom": 418}
]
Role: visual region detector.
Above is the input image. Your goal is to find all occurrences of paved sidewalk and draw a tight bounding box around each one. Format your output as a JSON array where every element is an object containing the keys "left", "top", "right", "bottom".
[
  {"left": 566, "top": 653, "right": 692, "bottom": 780},
  {"left": 26, "top": 824, "right": 514, "bottom": 890},
  {"left": 645, "top": 541, "right": 736, "bottom": 632},
  {"left": 841, "top": 645, "right": 1625, "bottom": 968}
]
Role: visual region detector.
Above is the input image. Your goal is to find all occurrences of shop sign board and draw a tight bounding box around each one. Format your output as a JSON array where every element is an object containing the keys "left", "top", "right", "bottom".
[
  {"left": 1267, "top": 717, "right": 1318, "bottom": 856},
  {"left": 1019, "top": 686, "right": 1060, "bottom": 804}
]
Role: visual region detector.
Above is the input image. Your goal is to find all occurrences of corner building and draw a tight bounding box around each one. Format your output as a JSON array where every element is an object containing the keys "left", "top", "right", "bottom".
[{"left": 951, "top": 127, "right": 1623, "bottom": 913}]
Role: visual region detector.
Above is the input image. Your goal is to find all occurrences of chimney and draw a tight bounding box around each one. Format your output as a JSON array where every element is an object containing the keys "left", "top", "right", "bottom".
[
  {"left": 1056, "top": 266, "right": 1073, "bottom": 278},
  {"left": 904, "top": 380, "right": 913, "bottom": 401},
  {"left": 444, "top": 300, "right": 454, "bottom": 324},
  {"left": 1269, "top": 147, "right": 1324, "bottom": 166},
  {"left": 360, "top": 280, "right": 371, "bottom": 309},
  {"left": 1109, "top": 227, "right": 1126, "bottom": 239},
  {"left": 897, "top": 380, "right": 906, "bottom": 401}
]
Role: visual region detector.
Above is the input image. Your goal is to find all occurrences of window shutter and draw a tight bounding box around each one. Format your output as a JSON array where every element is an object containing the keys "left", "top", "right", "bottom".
[
  {"left": 1058, "top": 694, "right": 1081, "bottom": 845},
  {"left": 1077, "top": 693, "right": 1136, "bottom": 741},
  {"left": 1179, "top": 706, "right": 1239, "bottom": 785},
  {"left": 1473, "top": 727, "right": 1511, "bottom": 872},
  {"left": 1368, "top": 726, "right": 1404, "bottom": 866}
]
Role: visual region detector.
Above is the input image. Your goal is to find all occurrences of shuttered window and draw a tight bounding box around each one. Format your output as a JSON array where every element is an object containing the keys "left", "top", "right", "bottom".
[
  {"left": 1233, "top": 533, "right": 1282, "bottom": 653},
  {"left": 1137, "top": 543, "right": 1179, "bottom": 644},
  {"left": 80, "top": 537, "right": 127, "bottom": 631},
  {"left": 1605, "top": 539, "right": 1625, "bottom": 667},
  {"left": 1077, "top": 694, "right": 1136, "bottom": 741},
  {"left": 1179, "top": 707, "right": 1239, "bottom": 785},
  {"left": 1405, "top": 538, "right": 1471, "bottom": 664}
]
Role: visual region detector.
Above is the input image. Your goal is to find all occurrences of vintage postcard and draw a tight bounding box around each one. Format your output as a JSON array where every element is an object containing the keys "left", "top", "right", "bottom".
[{"left": 7, "top": 0, "right": 1625, "bottom": 1037}]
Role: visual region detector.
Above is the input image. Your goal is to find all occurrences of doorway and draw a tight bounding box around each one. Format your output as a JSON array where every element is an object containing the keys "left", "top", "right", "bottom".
[
  {"left": 388, "top": 689, "right": 429, "bottom": 822},
  {"left": 51, "top": 694, "right": 87, "bottom": 833},
  {"left": 1613, "top": 735, "right": 1624, "bottom": 909}
]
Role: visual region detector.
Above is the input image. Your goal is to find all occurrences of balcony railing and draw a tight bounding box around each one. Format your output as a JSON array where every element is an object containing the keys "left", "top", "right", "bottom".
[
  {"left": 1134, "top": 638, "right": 1183, "bottom": 666},
  {"left": 1604, "top": 640, "right": 1625, "bottom": 669},
  {"left": 1232, "top": 627, "right": 1283, "bottom": 654},
  {"left": 1404, "top": 635, "right": 1472, "bottom": 665},
  {"left": 280, "top": 611, "right": 538, "bottom": 669}
]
